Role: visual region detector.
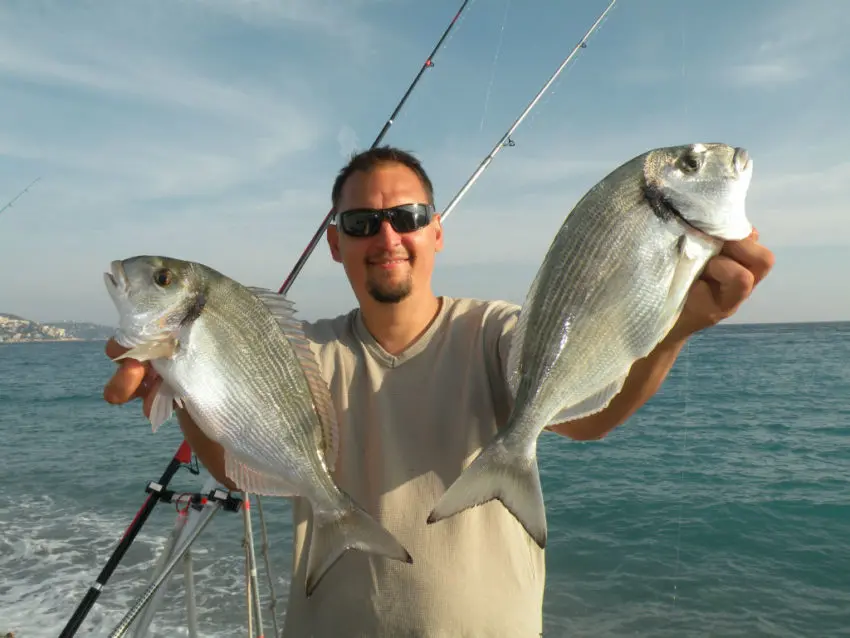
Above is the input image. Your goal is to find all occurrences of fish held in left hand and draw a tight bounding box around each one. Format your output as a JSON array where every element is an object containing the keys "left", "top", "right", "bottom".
[
  {"left": 103, "top": 255, "right": 412, "bottom": 596},
  {"left": 427, "top": 143, "right": 755, "bottom": 548}
]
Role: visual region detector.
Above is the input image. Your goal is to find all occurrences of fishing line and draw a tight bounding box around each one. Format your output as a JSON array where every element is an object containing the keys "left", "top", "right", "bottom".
[
  {"left": 438, "top": 0, "right": 478, "bottom": 53},
  {"left": 441, "top": 0, "right": 618, "bottom": 223},
  {"left": 673, "top": 339, "right": 691, "bottom": 608},
  {"left": 672, "top": 0, "right": 690, "bottom": 611},
  {"left": 479, "top": 0, "right": 512, "bottom": 133},
  {"left": 520, "top": 8, "right": 616, "bottom": 137}
]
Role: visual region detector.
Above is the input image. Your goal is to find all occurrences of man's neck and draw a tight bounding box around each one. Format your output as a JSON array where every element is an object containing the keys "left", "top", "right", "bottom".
[{"left": 359, "top": 292, "right": 442, "bottom": 356}]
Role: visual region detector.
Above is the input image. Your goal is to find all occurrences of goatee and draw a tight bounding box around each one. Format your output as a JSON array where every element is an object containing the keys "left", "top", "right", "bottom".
[{"left": 368, "top": 280, "right": 412, "bottom": 304}]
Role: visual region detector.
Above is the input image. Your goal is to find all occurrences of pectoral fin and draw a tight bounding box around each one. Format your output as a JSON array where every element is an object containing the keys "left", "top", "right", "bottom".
[
  {"left": 149, "top": 381, "right": 180, "bottom": 433},
  {"left": 112, "top": 339, "right": 177, "bottom": 363}
]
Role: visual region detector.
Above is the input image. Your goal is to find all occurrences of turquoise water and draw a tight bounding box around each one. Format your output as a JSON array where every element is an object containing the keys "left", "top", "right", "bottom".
[{"left": 1, "top": 323, "right": 848, "bottom": 637}]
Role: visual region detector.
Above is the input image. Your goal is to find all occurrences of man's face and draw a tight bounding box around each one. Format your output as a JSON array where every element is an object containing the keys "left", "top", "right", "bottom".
[{"left": 327, "top": 162, "right": 443, "bottom": 305}]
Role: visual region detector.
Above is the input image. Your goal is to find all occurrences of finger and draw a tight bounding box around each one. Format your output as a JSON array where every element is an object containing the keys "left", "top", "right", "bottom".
[
  {"left": 134, "top": 365, "right": 162, "bottom": 399},
  {"left": 701, "top": 255, "right": 755, "bottom": 312},
  {"left": 104, "top": 359, "right": 147, "bottom": 404},
  {"left": 720, "top": 237, "right": 775, "bottom": 285},
  {"left": 105, "top": 337, "right": 130, "bottom": 361}
]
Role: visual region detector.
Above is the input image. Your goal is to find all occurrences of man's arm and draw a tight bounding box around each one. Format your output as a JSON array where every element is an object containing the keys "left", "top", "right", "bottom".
[
  {"left": 545, "top": 332, "right": 685, "bottom": 440},
  {"left": 176, "top": 408, "right": 237, "bottom": 490},
  {"left": 542, "top": 231, "right": 775, "bottom": 441}
]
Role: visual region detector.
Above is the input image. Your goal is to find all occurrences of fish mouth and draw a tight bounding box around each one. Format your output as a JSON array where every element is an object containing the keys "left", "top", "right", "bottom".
[
  {"left": 104, "top": 260, "right": 129, "bottom": 295},
  {"left": 733, "top": 147, "right": 750, "bottom": 173}
]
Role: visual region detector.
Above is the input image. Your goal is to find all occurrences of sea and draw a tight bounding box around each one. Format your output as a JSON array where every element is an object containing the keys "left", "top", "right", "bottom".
[{"left": 1, "top": 322, "right": 848, "bottom": 637}]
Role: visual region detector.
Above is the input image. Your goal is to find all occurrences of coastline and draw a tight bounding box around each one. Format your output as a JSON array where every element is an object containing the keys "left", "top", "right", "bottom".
[{"left": 0, "top": 338, "right": 107, "bottom": 345}]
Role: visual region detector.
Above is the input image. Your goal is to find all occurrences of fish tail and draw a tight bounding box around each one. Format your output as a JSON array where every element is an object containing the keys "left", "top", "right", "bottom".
[
  {"left": 305, "top": 497, "right": 412, "bottom": 597},
  {"left": 426, "top": 432, "right": 547, "bottom": 549}
]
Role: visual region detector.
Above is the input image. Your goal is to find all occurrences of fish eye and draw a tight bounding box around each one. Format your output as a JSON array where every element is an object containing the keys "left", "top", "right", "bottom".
[
  {"left": 153, "top": 268, "right": 173, "bottom": 287},
  {"left": 677, "top": 151, "right": 702, "bottom": 174}
]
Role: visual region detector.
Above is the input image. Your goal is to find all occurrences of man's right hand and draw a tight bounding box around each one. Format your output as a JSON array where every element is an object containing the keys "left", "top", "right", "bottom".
[
  {"left": 103, "top": 338, "right": 236, "bottom": 489},
  {"left": 103, "top": 338, "right": 164, "bottom": 419}
]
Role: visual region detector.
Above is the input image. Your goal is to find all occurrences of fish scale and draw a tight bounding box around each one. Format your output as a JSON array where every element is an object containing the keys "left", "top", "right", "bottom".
[{"left": 428, "top": 143, "right": 755, "bottom": 550}]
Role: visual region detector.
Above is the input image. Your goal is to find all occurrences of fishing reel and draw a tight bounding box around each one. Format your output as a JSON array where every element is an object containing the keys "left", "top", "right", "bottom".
[{"left": 144, "top": 480, "right": 243, "bottom": 513}]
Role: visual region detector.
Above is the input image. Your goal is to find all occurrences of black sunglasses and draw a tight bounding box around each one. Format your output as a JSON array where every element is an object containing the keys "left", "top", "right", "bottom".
[{"left": 336, "top": 203, "right": 435, "bottom": 238}]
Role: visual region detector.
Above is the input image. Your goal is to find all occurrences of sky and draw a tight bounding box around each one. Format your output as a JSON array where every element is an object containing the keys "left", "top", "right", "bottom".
[{"left": 0, "top": 0, "right": 848, "bottom": 326}]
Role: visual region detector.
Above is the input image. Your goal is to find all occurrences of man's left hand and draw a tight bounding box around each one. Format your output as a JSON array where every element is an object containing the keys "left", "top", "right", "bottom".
[{"left": 670, "top": 228, "right": 775, "bottom": 341}]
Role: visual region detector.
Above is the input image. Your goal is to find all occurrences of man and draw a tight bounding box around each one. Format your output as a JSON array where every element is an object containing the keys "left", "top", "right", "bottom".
[{"left": 103, "top": 146, "right": 774, "bottom": 637}]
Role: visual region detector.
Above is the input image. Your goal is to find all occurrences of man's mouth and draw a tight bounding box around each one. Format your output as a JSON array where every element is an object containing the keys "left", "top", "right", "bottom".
[{"left": 367, "top": 256, "right": 410, "bottom": 268}]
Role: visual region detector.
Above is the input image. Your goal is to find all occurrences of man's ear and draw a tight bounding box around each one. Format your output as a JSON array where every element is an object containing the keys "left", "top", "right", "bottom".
[
  {"left": 433, "top": 213, "right": 444, "bottom": 253},
  {"left": 327, "top": 224, "right": 342, "bottom": 263}
]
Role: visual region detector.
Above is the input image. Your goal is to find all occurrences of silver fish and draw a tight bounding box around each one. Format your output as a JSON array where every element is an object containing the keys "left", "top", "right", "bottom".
[
  {"left": 427, "top": 143, "right": 754, "bottom": 548},
  {"left": 104, "top": 256, "right": 412, "bottom": 596}
]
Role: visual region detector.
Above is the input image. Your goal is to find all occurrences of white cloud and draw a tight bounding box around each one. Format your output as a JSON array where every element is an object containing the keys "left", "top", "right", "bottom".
[
  {"left": 0, "top": 0, "right": 360, "bottom": 240},
  {"left": 747, "top": 161, "right": 850, "bottom": 247},
  {"left": 726, "top": 63, "right": 806, "bottom": 87},
  {"left": 0, "top": 0, "right": 381, "bottom": 325},
  {"left": 720, "top": 1, "right": 849, "bottom": 87},
  {"left": 337, "top": 125, "right": 362, "bottom": 160},
  {"left": 187, "top": 0, "right": 387, "bottom": 40}
]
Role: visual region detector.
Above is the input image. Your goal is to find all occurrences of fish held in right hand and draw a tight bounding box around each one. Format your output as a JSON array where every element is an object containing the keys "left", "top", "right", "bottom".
[{"left": 103, "top": 255, "right": 412, "bottom": 596}]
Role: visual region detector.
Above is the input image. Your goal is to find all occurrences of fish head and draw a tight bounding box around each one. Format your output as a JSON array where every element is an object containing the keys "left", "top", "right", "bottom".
[
  {"left": 646, "top": 143, "right": 754, "bottom": 241},
  {"left": 104, "top": 255, "right": 207, "bottom": 348}
]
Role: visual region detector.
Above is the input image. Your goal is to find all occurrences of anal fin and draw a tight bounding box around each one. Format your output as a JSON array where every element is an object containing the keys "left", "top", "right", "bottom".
[{"left": 149, "top": 382, "right": 180, "bottom": 433}]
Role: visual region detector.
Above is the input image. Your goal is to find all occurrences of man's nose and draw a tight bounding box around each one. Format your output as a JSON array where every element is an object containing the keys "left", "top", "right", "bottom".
[{"left": 373, "top": 219, "right": 402, "bottom": 247}]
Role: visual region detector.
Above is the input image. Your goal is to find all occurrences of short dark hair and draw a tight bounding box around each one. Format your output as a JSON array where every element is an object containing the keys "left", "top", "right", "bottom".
[{"left": 331, "top": 146, "right": 435, "bottom": 213}]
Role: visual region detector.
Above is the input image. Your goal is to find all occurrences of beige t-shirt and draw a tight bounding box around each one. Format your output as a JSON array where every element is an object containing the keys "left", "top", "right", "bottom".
[{"left": 282, "top": 296, "right": 546, "bottom": 638}]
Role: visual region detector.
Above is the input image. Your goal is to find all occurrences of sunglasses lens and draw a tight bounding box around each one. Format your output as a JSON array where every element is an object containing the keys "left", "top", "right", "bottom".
[
  {"left": 341, "top": 211, "right": 379, "bottom": 236},
  {"left": 389, "top": 211, "right": 420, "bottom": 233},
  {"left": 390, "top": 204, "right": 432, "bottom": 232}
]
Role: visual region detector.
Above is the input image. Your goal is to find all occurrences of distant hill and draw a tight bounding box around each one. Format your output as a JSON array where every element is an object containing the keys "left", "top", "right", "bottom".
[
  {"left": 48, "top": 320, "right": 116, "bottom": 341},
  {"left": 0, "top": 313, "right": 114, "bottom": 343}
]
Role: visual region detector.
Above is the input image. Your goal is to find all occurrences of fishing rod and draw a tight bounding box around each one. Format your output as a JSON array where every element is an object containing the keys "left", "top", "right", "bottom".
[
  {"left": 58, "top": 443, "right": 196, "bottom": 637},
  {"left": 107, "top": 502, "right": 224, "bottom": 638},
  {"left": 441, "top": 0, "right": 617, "bottom": 222},
  {"left": 0, "top": 176, "right": 41, "bottom": 216},
  {"left": 58, "top": 3, "right": 474, "bottom": 636},
  {"left": 278, "top": 0, "right": 473, "bottom": 295}
]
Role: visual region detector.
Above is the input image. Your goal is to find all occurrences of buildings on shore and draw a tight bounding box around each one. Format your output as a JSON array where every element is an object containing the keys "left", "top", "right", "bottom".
[{"left": 0, "top": 314, "right": 112, "bottom": 343}]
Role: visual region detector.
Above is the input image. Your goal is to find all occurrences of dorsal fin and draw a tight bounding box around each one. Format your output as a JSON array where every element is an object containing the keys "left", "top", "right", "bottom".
[{"left": 247, "top": 287, "right": 339, "bottom": 471}]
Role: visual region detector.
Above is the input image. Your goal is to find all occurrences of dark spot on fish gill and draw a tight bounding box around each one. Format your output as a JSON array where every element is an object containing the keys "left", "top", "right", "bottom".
[
  {"left": 642, "top": 182, "right": 702, "bottom": 235},
  {"left": 180, "top": 290, "right": 207, "bottom": 326},
  {"left": 643, "top": 182, "right": 681, "bottom": 223}
]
